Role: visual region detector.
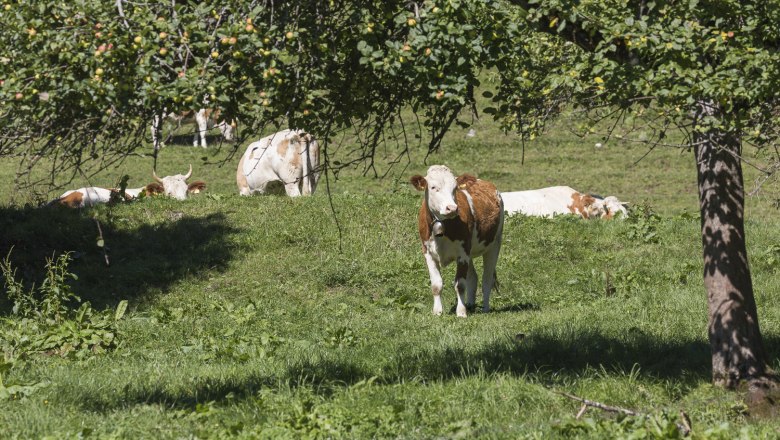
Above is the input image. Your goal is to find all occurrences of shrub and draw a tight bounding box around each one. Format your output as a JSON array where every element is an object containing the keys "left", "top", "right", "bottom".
[{"left": 1, "top": 250, "right": 127, "bottom": 363}]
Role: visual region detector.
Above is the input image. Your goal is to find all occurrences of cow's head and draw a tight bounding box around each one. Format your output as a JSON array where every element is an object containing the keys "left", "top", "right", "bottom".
[
  {"left": 411, "top": 165, "right": 461, "bottom": 220},
  {"left": 150, "top": 165, "right": 204, "bottom": 200},
  {"left": 600, "top": 196, "right": 628, "bottom": 219}
]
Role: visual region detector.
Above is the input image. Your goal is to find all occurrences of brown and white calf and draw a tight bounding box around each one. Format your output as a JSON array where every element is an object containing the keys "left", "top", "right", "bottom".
[
  {"left": 501, "top": 186, "right": 627, "bottom": 219},
  {"left": 152, "top": 108, "right": 235, "bottom": 149},
  {"left": 410, "top": 165, "right": 504, "bottom": 318},
  {"left": 236, "top": 129, "right": 320, "bottom": 197},
  {"left": 50, "top": 165, "right": 205, "bottom": 208}
]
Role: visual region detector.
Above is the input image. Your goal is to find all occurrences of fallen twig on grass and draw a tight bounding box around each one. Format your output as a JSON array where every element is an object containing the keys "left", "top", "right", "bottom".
[
  {"left": 93, "top": 218, "right": 109, "bottom": 267},
  {"left": 555, "top": 390, "right": 692, "bottom": 436},
  {"left": 556, "top": 391, "right": 639, "bottom": 416}
]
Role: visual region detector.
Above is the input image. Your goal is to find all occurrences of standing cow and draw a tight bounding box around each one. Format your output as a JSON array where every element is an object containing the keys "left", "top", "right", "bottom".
[
  {"left": 410, "top": 165, "right": 504, "bottom": 318},
  {"left": 236, "top": 129, "right": 320, "bottom": 197},
  {"left": 151, "top": 108, "right": 235, "bottom": 149}
]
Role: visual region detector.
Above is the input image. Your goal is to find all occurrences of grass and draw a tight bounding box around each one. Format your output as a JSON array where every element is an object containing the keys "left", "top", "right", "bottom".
[{"left": 2, "top": 113, "right": 780, "bottom": 438}]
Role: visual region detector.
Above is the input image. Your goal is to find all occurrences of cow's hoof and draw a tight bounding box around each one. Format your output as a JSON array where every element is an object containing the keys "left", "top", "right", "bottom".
[
  {"left": 432, "top": 307, "right": 443, "bottom": 316},
  {"left": 482, "top": 306, "right": 490, "bottom": 313},
  {"left": 456, "top": 306, "right": 468, "bottom": 318}
]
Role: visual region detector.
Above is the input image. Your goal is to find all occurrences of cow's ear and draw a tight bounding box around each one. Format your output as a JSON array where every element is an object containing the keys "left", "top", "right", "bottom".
[
  {"left": 145, "top": 183, "right": 164, "bottom": 195},
  {"left": 456, "top": 174, "right": 478, "bottom": 189},
  {"left": 188, "top": 181, "right": 207, "bottom": 193},
  {"left": 410, "top": 175, "right": 427, "bottom": 191}
]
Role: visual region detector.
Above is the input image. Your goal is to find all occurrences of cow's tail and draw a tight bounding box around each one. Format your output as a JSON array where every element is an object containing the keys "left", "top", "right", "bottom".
[{"left": 301, "top": 134, "right": 319, "bottom": 196}]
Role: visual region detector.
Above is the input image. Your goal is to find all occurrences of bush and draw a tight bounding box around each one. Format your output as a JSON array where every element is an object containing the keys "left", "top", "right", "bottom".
[{"left": 1, "top": 250, "right": 127, "bottom": 363}]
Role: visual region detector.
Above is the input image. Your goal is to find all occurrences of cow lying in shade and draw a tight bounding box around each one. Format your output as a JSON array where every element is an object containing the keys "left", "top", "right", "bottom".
[
  {"left": 236, "top": 129, "right": 320, "bottom": 197},
  {"left": 152, "top": 108, "right": 235, "bottom": 149},
  {"left": 411, "top": 165, "right": 504, "bottom": 318},
  {"left": 49, "top": 165, "right": 206, "bottom": 208},
  {"left": 501, "top": 186, "right": 627, "bottom": 219},
  {"left": 52, "top": 187, "right": 133, "bottom": 208}
]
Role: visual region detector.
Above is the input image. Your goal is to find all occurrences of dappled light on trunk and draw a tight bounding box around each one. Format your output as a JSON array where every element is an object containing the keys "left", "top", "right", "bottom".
[{"left": 693, "top": 100, "right": 774, "bottom": 389}]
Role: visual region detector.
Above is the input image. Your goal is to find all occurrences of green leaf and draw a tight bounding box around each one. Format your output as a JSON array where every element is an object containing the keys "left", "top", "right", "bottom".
[{"left": 115, "top": 300, "right": 128, "bottom": 321}]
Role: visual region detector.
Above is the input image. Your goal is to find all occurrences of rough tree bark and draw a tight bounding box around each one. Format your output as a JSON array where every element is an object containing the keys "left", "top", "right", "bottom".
[{"left": 693, "top": 100, "right": 773, "bottom": 388}]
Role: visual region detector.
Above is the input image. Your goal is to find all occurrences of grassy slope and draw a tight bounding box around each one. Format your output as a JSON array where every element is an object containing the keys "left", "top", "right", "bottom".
[{"left": 2, "top": 116, "right": 780, "bottom": 438}]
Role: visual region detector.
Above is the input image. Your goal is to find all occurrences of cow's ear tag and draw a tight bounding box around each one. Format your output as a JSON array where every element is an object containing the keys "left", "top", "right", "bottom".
[{"left": 458, "top": 184, "right": 467, "bottom": 189}]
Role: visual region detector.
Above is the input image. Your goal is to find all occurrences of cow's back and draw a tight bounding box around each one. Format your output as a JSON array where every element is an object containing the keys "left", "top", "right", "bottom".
[
  {"left": 460, "top": 179, "right": 503, "bottom": 249},
  {"left": 502, "top": 186, "right": 578, "bottom": 217}
]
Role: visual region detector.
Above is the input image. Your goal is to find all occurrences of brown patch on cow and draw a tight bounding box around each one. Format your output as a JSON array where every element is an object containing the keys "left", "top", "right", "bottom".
[
  {"left": 57, "top": 191, "right": 84, "bottom": 208},
  {"left": 603, "top": 208, "right": 614, "bottom": 220},
  {"left": 236, "top": 154, "right": 250, "bottom": 193},
  {"left": 568, "top": 192, "right": 597, "bottom": 218},
  {"left": 204, "top": 108, "right": 220, "bottom": 121},
  {"left": 276, "top": 138, "right": 290, "bottom": 158},
  {"left": 410, "top": 175, "right": 427, "bottom": 191},
  {"left": 456, "top": 173, "right": 478, "bottom": 189},
  {"left": 289, "top": 136, "right": 303, "bottom": 169},
  {"left": 462, "top": 179, "right": 502, "bottom": 244},
  {"left": 145, "top": 182, "right": 164, "bottom": 195},
  {"left": 417, "top": 197, "right": 433, "bottom": 252},
  {"left": 415, "top": 178, "right": 502, "bottom": 251},
  {"left": 188, "top": 181, "right": 207, "bottom": 193}
]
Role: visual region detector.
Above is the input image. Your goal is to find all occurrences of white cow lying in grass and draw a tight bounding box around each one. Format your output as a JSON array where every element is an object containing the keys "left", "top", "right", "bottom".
[
  {"left": 152, "top": 109, "right": 235, "bottom": 149},
  {"left": 501, "top": 186, "right": 627, "bottom": 219},
  {"left": 50, "top": 165, "right": 206, "bottom": 208},
  {"left": 236, "top": 129, "right": 320, "bottom": 197}
]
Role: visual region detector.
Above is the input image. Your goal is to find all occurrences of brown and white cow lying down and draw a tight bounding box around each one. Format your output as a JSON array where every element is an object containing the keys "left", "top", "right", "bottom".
[
  {"left": 501, "top": 186, "right": 627, "bottom": 219},
  {"left": 236, "top": 129, "right": 320, "bottom": 197},
  {"left": 152, "top": 108, "right": 235, "bottom": 149},
  {"left": 411, "top": 165, "right": 504, "bottom": 318},
  {"left": 50, "top": 165, "right": 206, "bottom": 208}
]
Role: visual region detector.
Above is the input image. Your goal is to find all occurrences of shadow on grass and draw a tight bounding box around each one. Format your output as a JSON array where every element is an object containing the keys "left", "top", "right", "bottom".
[
  {"left": 0, "top": 204, "right": 242, "bottom": 311},
  {"left": 80, "top": 329, "right": 736, "bottom": 413}
]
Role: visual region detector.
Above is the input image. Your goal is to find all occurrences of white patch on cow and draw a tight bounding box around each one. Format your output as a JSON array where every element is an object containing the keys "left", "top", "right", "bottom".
[
  {"left": 424, "top": 251, "right": 444, "bottom": 316},
  {"left": 501, "top": 186, "right": 581, "bottom": 217},
  {"left": 238, "top": 129, "right": 320, "bottom": 197},
  {"left": 59, "top": 187, "right": 113, "bottom": 207}
]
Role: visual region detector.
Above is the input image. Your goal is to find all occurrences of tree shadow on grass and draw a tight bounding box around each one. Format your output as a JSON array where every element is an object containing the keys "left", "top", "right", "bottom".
[
  {"left": 72, "top": 328, "right": 780, "bottom": 413},
  {"left": 0, "top": 204, "right": 242, "bottom": 311}
]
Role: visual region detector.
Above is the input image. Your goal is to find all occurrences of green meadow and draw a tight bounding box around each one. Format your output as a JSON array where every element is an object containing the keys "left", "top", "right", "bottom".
[{"left": 2, "top": 114, "right": 780, "bottom": 438}]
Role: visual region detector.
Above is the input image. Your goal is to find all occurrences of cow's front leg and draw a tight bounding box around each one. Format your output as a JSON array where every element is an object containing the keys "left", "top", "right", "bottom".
[
  {"left": 424, "top": 252, "right": 443, "bottom": 315},
  {"left": 454, "top": 258, "right": 470, "bottom": 318}
]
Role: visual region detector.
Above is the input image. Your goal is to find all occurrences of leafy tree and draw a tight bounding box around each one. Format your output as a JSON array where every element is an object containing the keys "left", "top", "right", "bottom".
[
  {"left": 501, "top": 0, "right": 780, "bottom": 392},
  {"left": 2, "top": 0, "right": 778, "bottom": 391}
]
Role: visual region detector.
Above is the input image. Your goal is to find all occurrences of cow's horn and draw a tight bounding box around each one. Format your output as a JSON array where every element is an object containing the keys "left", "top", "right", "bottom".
[
  {"left": 183, "top": 164, "right": 192, "bottom": 180},
  {"left": 152, "top": 169, "right": 163, "bottom": 183}
]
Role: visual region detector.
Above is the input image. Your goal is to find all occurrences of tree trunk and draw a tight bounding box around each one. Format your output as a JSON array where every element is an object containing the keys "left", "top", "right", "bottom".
[{"left": 693, "top": 100, "right": 772, "bottom": 388}]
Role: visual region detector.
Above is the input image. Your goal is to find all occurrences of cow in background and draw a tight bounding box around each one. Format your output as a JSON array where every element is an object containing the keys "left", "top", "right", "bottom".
[
  {"left": 152, "top": 108, "right": 235, "bottom": 149},
  {"left": 501, "top": 186, "right": 628, "bottom": 219},
  {"left": 410, "top": 166, "right": 504, "bottom": 318},
  {"left": 236, "top": 129, "right": 320, "bottom": 197}
]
